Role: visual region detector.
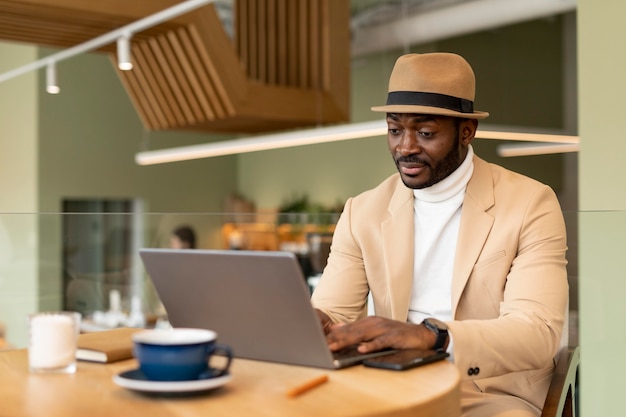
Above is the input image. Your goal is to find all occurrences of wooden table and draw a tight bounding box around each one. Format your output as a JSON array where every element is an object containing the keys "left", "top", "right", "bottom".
[{"left": 0, "top": 348, "right": 461, "bottom": 417}]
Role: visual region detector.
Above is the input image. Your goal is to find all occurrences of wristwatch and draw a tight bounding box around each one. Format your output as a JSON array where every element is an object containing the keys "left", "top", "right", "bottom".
[{"left": 422, "top": 318, "right": 449, "bottom": 351}]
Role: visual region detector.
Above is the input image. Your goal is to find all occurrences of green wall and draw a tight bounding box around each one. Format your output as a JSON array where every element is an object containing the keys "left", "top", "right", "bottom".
[
  {"left": 0, "top": 42, "right": 39, "bottom": 350},
  {"left": 0, "top": 43, "right": 39, "bottom": 213},
  {"left": 37, "top": 47, "right": 239, "bottom": 214},
  {"left": 578, "top": 1, "right": 626, "bottom": 415}
]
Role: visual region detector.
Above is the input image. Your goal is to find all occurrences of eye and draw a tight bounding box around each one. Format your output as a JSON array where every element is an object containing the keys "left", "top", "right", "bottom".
[
  {"left": 419, "top": 130, "right": 434, "bottom": 138},
  {"left": 388, "top": 128, "right": 402, "bottom": 136}
]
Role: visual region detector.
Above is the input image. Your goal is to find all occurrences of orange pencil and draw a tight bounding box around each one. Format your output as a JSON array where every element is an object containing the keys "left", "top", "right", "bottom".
[{"left": 286, "top": 374, "right": 329, "bottom": 398}]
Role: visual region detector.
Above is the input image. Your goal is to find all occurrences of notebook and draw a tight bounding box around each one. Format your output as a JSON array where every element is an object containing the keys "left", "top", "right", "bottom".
[
  {"left": 139, "top": 248, "right": 394, "bottom": 369},
  {"left": 76, "top": 327, "right": 141, "bottom": 363}
]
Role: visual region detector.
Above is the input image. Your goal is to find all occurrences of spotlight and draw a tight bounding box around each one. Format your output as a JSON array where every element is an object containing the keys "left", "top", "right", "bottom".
[
  {"left": 117, "top": 34, "right": 133, "bottom": 71},
  {"left": 46, "top": 62, "right": 60, "bottom": 94}
]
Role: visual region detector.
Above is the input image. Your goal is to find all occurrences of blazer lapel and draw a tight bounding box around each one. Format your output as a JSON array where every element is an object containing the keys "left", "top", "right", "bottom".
[
  {"left": 451, "top": 157, "right": 495, "bottom": 315},
  {"left": 381, "top": 178, "right": 415, "bottom": 321}
]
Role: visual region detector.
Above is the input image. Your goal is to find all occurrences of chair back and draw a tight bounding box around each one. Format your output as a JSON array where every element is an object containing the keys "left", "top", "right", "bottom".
[{"left": 541, "top": 346, "right": 580, "bottom": 417}]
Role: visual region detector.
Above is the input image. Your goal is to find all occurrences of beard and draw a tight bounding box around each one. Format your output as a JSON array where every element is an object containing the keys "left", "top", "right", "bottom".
[{"left": 397, "top": 134, "right": 463, "bottom": 189}]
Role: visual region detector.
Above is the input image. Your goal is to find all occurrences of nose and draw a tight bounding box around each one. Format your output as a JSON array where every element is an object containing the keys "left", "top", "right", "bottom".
[{"left": 397, "top": 131, "right": 421, "bottom": 156}]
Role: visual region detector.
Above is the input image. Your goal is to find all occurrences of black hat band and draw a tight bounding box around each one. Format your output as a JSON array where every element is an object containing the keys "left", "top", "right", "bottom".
[{"left": 386, "top": 91, "right": 474, "bottom": 113}]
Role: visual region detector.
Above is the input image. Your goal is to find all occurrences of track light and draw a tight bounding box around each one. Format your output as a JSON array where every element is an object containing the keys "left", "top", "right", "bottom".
[
  {"left": 0, "top": 0, "right": 214, "bottom": 87},
  {"left": 46, "top": 62, "right": 60, "bottom": 94},
  {"left": 117, "top": 34, "right": 133, "bottom": 71}
]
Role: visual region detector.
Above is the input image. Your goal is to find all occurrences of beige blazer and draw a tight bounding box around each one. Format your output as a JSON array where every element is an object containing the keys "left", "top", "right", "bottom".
[{"left": 311, "top": 156, "right": 568, "bottom": 410}]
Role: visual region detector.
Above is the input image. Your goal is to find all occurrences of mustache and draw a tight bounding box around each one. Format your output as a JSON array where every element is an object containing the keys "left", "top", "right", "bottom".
[{"left": 396, "top": 155, "right": 430, "bottom": 167}]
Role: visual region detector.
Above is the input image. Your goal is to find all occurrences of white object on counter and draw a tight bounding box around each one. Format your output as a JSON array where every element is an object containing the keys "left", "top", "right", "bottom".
[
  {"left": 28, "top": 311, "right": 81, "bottom": 373},
  {"left": 124, "top": 295, "right": 146, "bottom": 328}
]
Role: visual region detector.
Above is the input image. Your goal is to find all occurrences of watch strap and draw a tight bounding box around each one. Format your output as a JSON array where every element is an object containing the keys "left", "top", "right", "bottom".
[{"left": 423, "top": 318, "right": 448, "bottom": 351}]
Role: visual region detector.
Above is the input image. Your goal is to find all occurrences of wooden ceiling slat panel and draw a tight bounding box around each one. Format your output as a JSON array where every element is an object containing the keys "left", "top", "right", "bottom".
[
  {"left": 186, "top": 9, "right": 244, "bottom": 117},
  {"left": 257, "top": 0, "right": 267, "bottom": 84},
  {"left": 0, "top": 12, "right": 181, "bottom": 52},
  {"left": 146, "top": 35, "right": 194, "bottom": 126},
  {"left": 238, "top": 83, "right": 341, "bottom": 120},
  {"left": 113, "top": 55, "right": 160, "bottom": 130},
  {"left": 175, "top": 26, "right": 217, "bottom": 121},
  {"left": 0, "top": 3, "right": 128, "bottom": 26},
  {"left": 247, "top": 0, "right": 257, "bottom": 81},
  {"left": 0, "top": 0, "right": 350, "bottom": 133},
  {"left": 135, "top": 40, "right": 183, "bottom": 128},
  {"left": 0, "top": 0, "right": 186, "bottom": 28},
  {"left": 0, "top": 19, "right": 117, "bottom": 49},
  {"left": 129, "top": 42, "right": 178, "bottom": 128},
  {"left": 165, "top": 30, "right": 212, "bottom": 122},
  {"left": 265, "top": 0, "right": 277, "bottom": 85},
  {"left": 234, "top": 0, "right": 247, "bottom": 75},
  {"left": 155, "top": 34, "right": 200, "bottom": 125},
  {"left": 286, "top": 1, "right": 298, "bottom": 86},
  {"left": 298, "top": 0, "right": 309, "bottom": 89},
  {"left": 236, "top": 0, "right": 248, "bottom": 76},
  {"left": 0, "top": 13, "right": 113, "bottom": 33},
  {"left": 126, "top": 44, "right": 171, "bottom": 130},
  {"left": 309, "top": 0, "right": 320, "bottom": 90},
  {"left": 276, "top": 0, "right": 287, "bottom": 86},
  {"left": 0, "top": 30, "right": 76, "bottom": 48},
  {"left": 186, "top": 24, "right": 234, "bottom": 119},
  {"left": 1, "top": 0, "right": 183, "bottom": 21},
  {"left": 318, "top": 0, "right": 329, "bottom": 92},
  {"left": 323, "top": 0, "right": 349, "bottom": 109}
]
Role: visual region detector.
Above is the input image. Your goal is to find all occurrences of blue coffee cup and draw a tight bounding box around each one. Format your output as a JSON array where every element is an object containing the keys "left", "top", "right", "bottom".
[{"left": 132, "top": 328, "right": 233, "bottom": 381}]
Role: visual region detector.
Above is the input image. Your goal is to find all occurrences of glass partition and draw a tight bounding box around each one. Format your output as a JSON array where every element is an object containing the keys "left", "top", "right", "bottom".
[
  {"left": 0, "top": 212, "right": 339, "bottom": 348},
  {"left": 0, "top": 210, "right": 592, "bottom": 350}
]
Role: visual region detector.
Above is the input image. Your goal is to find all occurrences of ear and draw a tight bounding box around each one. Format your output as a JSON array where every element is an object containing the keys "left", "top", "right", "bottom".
[{"left": 460, "top": 119, "right": 478, "bottom": 145}]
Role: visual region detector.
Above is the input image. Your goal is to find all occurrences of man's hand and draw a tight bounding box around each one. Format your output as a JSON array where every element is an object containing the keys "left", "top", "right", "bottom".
[
  {"left": 315, "top": 309, "right": 335, "bottom": 335},
  {"left": 324, "top": 316, "right": 437, "bottom": 353}
]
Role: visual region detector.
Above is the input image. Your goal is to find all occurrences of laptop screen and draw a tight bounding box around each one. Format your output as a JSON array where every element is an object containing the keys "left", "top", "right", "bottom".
[{"left": 140, "top": 248, "right": 342, "bottom": 368}]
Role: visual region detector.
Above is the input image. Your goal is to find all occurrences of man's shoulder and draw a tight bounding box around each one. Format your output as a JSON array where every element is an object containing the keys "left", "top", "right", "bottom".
[
  {"left": 476, "top": 156, "right": 552, "bottom": 190},
  {"left": 472, "top": 157, "right": 562, "bottom": 213}
]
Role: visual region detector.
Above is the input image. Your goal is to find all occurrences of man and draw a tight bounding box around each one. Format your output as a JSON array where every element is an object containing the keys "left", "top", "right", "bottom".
[{"left": 311, "top": 53, "right": 568, "bottom": 417}]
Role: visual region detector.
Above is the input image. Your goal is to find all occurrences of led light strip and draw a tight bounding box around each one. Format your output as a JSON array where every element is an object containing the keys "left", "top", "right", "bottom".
[{"left": 135, "top": 120, "right": 580, "bottom": 165}]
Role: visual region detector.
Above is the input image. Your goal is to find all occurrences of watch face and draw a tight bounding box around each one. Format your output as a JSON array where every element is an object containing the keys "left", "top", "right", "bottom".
[{"left": 426, "top": 318, "right": 448, "bottom": 331}]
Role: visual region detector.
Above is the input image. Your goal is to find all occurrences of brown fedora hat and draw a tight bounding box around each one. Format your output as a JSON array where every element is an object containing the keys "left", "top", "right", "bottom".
[{"left": 371, "top": 52, "right": 489, "bottom": 119}]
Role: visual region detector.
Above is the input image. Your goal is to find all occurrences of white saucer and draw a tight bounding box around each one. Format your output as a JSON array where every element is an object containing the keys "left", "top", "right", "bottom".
[{"left": 113, "top": 369, "right": 232, "bottom": 393}]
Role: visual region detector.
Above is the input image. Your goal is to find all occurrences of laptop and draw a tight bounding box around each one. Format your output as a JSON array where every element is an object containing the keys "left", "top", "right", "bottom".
[{"left": 139, "top": 248, "right": 394, "bottom": 369}]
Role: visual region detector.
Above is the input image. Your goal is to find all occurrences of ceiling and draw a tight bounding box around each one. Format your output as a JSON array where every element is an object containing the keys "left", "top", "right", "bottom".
[
  {"left": 0, "top": 0, "right": 576, "bottom": 135},
  {"left": 213, "top": 0, "right": 471, "bottom": 37},
  {"left": 0, "top": 0, "right": 468, "bottom": 55},
  {"left": 213, "top": 0, "right": 576, "bottom": 57},
  {"left": 0, "top": 0, "right": 353, "bottom": 133}
]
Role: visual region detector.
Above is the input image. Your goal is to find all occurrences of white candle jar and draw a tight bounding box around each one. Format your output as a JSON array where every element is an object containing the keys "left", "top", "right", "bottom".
[{"left": 28, "top": 311, "right": 82, "bottom": 374}]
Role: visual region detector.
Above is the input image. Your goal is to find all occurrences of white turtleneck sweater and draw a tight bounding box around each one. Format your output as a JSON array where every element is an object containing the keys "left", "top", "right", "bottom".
[{"left": 407, "top": 145, "right": 474, "bottom": 326}]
